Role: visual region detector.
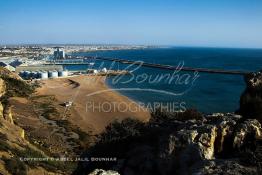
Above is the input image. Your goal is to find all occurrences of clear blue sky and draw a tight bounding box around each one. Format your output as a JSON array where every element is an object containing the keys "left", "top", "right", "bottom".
[{"left": 0, "top": 0, "right": 262, "bottom": 48}]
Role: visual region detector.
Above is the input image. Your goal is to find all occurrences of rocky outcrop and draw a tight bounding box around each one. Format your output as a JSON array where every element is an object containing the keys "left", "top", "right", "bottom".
[
  {"left": 0, "top": 102, "right": 4, "bottom": 118},
  {"left": 238, "top": 71, "right": 262, "bottom": 121},
  {"left": 0, "top": 67, "right": 21, "bottom": 80},
  {"left": 0, "top": 78, "right": 6, "bottom": 119},
  {"left": 3, "top": 105, "right": 14, "bottom": 124},
  {"left": 191, "top": 160, "right": 257, "bottom": 175},
  {"left": 76, "top": 113, "right": 261, "bottom": 175},
  {"left": 88, "top": 169, "right": 120, "bottom": 175},
  {"left": 0, "top": 78, "right": 6, "bottom": 97},
  {"left": 0, "top": 69, "right": 25, "bottom": 141},
  {"left": 233, "top": 119, "right": 261, "bottom": 150}
]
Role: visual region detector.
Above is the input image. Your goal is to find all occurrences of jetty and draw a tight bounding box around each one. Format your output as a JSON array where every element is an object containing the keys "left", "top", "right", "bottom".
[{"left": 92, "top": 56, "right": 251, "bottom": 75}]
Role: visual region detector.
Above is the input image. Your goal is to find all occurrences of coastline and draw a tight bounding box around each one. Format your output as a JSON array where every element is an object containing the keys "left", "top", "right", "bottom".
[{"left": 36, "top": 75, "right": 151, "bottom": 134}]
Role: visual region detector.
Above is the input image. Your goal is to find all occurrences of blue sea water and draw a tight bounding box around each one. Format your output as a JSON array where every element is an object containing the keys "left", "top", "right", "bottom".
[{"left": 66, "top": 47, "right": 262, "bottom": 114}]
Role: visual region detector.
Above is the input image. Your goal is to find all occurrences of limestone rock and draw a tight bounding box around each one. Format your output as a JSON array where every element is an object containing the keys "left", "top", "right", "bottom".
[
  {"left": 88, "top": 169, "right": 120, "bottom": 175},
  {"left": 20, "top": 128, "right": 25, "bottom": 139},
  {"left": 245, "top": 71, "right": 262, "bottom": 90},
  {"left": 3, "top": 106, "right": 14, "bottom": 124},
  {"left": 78, "top": 113, "right": 262, "bottom": 175},
  {"left": 238, "top": 71, "right": 262, "bottom": 121},
  {"left": 0, "top": 78, "right": 6, "bottom": 119},
  {"left": 233, "top": 119, "right": 261, "bottom": 149},
  {"left": 192, "top": 160, "right": 257, "bottom": 175},
  {"left": 196, "top": 126, "right": 217, "bottom": 159},
  {"left": 0, "top": 102, "right": 4, "bottom": 118},
  {"left": 0, "top": 78, "right": 6, "bottom": 97},
  {"left": 215, "top": 116, "right": 237, "bottom": 154}
]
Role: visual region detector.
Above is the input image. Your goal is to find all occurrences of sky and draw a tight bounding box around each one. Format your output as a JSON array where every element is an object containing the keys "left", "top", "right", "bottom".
[{"left": 0, "top": 0, "right": 262, "bottom": 48}]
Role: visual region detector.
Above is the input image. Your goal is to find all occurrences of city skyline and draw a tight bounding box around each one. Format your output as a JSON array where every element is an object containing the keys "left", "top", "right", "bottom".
[{"left": 1, "top": 0, "right": 262, "bottom": 48}]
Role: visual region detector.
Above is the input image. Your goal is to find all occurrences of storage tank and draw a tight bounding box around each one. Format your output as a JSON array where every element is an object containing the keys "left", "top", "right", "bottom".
[
  {"left": 19, "top": 71, "right": 25, "bottom": 77},
  {"left": 48, "top": 71, "right": 52, "bottom": 77},
  {"left": 31, "top": 71, "right": 38, "bottom": 79},
  {"left": 49, "top": 71, "right": 58, "bottom": 78},
  {"left": 40, "top": 71, "right": 48, "bottom": 79},
  {"left": 24, "top": 71, "right": 31, "bottom": 79},
  {"left": 37, "top": 71, "right": 42, "bottom": 78},
  {"left": 58, "top": 70, "right": 68, "bottom": 77},
  {"left": 29, "top": 72, "right": 35, "bottom": 79}
]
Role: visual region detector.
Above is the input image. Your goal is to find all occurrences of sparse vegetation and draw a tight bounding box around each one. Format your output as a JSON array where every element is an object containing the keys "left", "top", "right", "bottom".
[
  {"left": 3, "top": 156, "right": 28, "bottom": 175},
  {"left": 56, "top": 119, "right": 93, "bottom": 151},
  {"left": 0, "top": 76, "right": 36, "bottom": 98},
  {"left": 150, "top": 108, "right": 203, "bottom": 124},
  {"left": 31, "top": 94, "right": 93, "bottom": 153},
  {"left": 1, "top": 140, "right": 75, "bottom": 174},
  {"left": 0, "top": 83, "right": 76, "bottom": 174},
  {"left": 98, "top": 118, "right": 145, "bottom": 143},
  {"left": 0, "top": 73, "right": 37, "bottom": 108},
  {"left": 0, "top": 138, "right": 9, "bottom": 151},
  {"left": 0, "top": 132, "right": 7, "bottom": 140}
]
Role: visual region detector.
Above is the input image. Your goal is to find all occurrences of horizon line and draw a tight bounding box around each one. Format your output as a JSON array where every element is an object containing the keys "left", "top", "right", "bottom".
[{"left": 1, "top": 43, "right": 262, "bottom": 50}]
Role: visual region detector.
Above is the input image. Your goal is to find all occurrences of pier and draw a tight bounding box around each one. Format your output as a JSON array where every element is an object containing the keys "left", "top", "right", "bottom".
[{"left": 92, "top": 56, "right": 251, "bottom": 75}]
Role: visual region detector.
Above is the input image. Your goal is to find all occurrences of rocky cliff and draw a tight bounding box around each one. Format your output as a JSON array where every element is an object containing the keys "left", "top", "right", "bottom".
[
  {"left": 0, "top": 72, "right": 23, "bottom": 132},
  {"left": 238, "top": 71, "right": 262, "bottom": 122},
  {"left": 77, "top": 113, "right": 261, "bottom": 175}
]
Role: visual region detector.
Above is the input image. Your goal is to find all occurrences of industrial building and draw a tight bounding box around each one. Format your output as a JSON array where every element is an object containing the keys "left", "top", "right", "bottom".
[{"left": 53, "top": 47, "right": 65, "bottom": 59}]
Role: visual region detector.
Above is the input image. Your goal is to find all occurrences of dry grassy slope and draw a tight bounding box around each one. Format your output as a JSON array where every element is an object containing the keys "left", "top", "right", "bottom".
[
  {"left": 0, "top": 68, "right": 62, "bottom": 175},
  {"left": 0, "top": 119, "right": 50, "bottom": 175},
  {"left": 0, "top": 67, "right": 21, "bottom": 80}
]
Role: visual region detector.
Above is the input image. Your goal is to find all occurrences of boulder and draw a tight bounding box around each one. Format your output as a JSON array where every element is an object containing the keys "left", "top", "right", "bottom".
[
  {"left": 233, "top": 119, "right": 261, "bottom": 150},
  {"left": 238, "top": 71, "right": 262, "bottom": 121},
  {"left": 88, "top": 169, "right": 120, "bottom": 175}
]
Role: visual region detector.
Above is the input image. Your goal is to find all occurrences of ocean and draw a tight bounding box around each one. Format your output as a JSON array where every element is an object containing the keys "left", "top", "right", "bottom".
[{"left": 66, "top": 47, "right": 262, "bottom": 114}]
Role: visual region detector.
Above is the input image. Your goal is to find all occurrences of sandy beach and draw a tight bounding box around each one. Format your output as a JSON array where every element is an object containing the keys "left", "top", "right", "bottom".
[{"left": 36, "top": 75, "right": 151, "bottom": 134}]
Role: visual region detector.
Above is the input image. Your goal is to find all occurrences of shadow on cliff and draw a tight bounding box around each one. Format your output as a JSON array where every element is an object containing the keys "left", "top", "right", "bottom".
[{"left": 74, "top": 71, "right": 262, "bottom": 175}]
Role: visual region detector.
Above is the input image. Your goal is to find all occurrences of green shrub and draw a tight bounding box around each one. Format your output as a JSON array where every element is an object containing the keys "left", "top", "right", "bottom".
[{"left": 99, "top": 118, "right": 145, "bottom": 143}]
